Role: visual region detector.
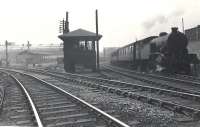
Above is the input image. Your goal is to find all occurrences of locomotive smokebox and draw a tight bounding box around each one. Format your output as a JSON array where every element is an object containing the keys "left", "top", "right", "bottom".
[{"left": 171, "top": 27, "right": 178, "bottom": 33}]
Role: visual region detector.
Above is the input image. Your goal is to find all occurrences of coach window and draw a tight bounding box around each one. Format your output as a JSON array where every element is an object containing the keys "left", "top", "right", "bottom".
[
  {"left": 124, "top": 49, "right": 126, "bottom": 56},
  {"left": 198, "top": 26, "right": 200, "bottom": 40}
]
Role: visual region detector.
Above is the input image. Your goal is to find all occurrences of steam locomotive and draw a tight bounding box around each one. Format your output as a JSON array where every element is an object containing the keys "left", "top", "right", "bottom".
[{"left": 111, "top": 27, "right": 199, "bottom": 74}]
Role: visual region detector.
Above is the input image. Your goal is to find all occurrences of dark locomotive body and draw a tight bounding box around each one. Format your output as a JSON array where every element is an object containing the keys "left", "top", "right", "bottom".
[
  {"left": 150, "top": 28, "right": 192, "bottom": 74},
  {"left": 111, "top": 28, "right": 199, "bottom": 74}
]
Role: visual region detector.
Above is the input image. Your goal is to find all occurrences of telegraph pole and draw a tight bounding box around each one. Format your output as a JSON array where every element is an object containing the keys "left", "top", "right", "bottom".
[
  {"left": 27, "top": 41, "right": 31, "bottom": 50},
  {"left": 96, "top": 9, "right": 100, "bottom": 71},
  {"left": 5, "top": 40, "right": 8, "bottom": 67},
  {"left": 182, "top": 18, "right": 185, "bottom": 34}
]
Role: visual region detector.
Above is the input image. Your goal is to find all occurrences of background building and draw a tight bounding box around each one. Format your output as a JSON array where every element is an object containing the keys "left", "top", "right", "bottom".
[
  {"left": 185, "top": 25, "right": 200, "bottom": 59},
  {"left": 102, "top": 47, "right": 119, "bottom": 62}
]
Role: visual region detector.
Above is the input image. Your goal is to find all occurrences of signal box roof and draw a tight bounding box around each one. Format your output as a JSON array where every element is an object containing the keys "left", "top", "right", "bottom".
[{"left": 58, "top": 28, "right": 102, "bottom": 41}]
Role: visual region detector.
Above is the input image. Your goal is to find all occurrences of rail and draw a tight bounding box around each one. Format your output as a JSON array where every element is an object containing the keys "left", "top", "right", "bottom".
[{"left": 0, "top": 85, "right": 5, "bottom": 114}]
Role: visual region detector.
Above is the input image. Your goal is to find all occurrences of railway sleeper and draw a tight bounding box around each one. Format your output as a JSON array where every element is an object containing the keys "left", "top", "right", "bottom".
[
  {"left": 108, "top": 87, "right": 115, "bottom": 93},
  {"left": 40, "top": 104, "right": 77, "bottom": 112},
  {"left": 16, "top": 119, "right": 37, "bottom": 126},
  {"left": 33, "top": 96, "right": 63, "bottom": 102},
  {"left": 10, "top": 114, "right": 35, "bottom": 121},
  {"left": 43, "top": 113, "right": 93, "bottom": 124},
  {"left": 137, "top": 96, "right": 148, "bottom": 102},
  {"left": 173, "top": 106, "right": 182, "bottom": 113},
  {"left": 99, "top": 86, "right": 108, "bottom": 91},
  {"left": 46, "top": 118, "right": 97, "bottom": 127},
  {"left": 90, "top": 83, "right": 97, "bottom": 89},
  {"left": 122, "top": 91, "right": 129, "bottom": 97},
  {"left": 162, "top": 102, "right": 178, "bottom": 111},
  {"left": 110, "top": 82, "right": 119, "bottom": 85},
  {"left": 122, "top": 91, "right": 200, "bottom": 120},
  {"left": 148, "top": 98, "right": 161, "bottom": 106},
  {"left": 156, "top": 90, "right": 163, "bottom": 95},
  {"left": 86, "top": 82, "right": 93, "bottom": 87},
  {"left": 192, "top": 111, "right": 200, "bottom": 120},
  {"left": 115, "top": 89, "right": 122, "bottom": 95},
  {"left": 41, "top": 109, "right": 88, "bottom": 118},
  {"left": 37, "top": 102, "right": 72, "bottom": 108}
]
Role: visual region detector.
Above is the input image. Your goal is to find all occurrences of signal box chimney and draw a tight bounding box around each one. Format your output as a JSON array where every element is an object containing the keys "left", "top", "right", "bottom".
[{"left": 65, "top": 12, "right": 69, "bottom": 33}]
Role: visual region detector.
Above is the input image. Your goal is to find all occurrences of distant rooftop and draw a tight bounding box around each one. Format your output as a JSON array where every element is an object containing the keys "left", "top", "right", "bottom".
[{"left": 17, "top": 50, "right": 56, "bottom": 56}]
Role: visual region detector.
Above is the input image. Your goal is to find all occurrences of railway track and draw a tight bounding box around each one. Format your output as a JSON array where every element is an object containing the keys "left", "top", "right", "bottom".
[
  {"left": 0, "top": 69, "right": 129, "bottom": 127},
  {"left": 0, "top": 71, "right": 40, "bottom": 126},
  {"left": 169, "top": 73, "right": 200, "bottom": 83},
  {"left": 101, "top": 65, "right": 200, "bottom": 95},
  {"left": 0, "top": 78, "right": 5, "bottom": 115},
  {"left": 13, "top": 68, "right": 200, "bottom": 121}
]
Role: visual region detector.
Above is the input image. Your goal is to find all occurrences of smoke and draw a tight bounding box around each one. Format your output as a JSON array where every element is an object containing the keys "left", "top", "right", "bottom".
[
  {"left": 142, "top": 9, "right": 185, "bottom": 31},
  {"left": 143, "top": 15, "right": 168, "bottom": 30},
  {"left": 170, "top": 9, "right": 185, "bottom": 17}
]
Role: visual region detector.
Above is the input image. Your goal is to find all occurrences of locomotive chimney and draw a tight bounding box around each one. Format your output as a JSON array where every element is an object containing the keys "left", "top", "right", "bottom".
[
  {"left": 171, "top": 27, "right": 178, "bottom": 33},
  {"left": 65, "top": 12, "right": 69, "bottom": 33}
]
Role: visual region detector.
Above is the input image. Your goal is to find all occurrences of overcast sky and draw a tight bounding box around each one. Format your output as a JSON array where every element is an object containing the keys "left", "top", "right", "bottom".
[{"left": 0, "top": 0, "right": 199, "bottom": 51}]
